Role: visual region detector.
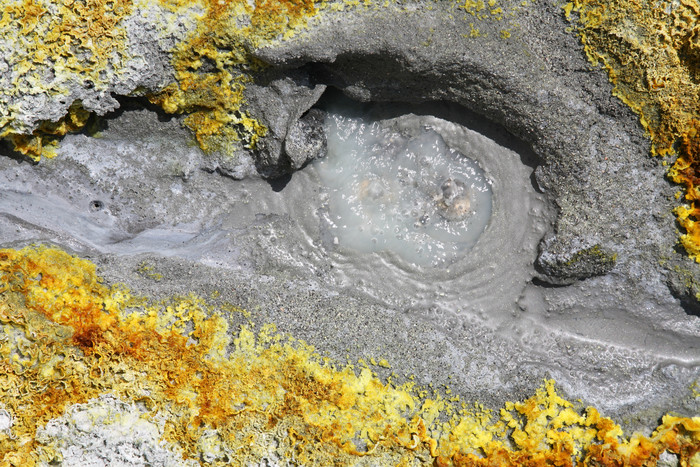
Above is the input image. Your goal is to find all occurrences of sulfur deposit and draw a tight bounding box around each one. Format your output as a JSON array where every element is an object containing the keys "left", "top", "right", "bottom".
[
  {"left": 1, "top": 0, "right": 700, "bottom": 465},
  {"left": 0, "top": 246, "right": 698, "bottom": 465}
]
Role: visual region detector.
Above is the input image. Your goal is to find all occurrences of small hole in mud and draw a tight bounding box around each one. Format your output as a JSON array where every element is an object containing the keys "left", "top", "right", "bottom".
[{"left": 90, "top": 200, "right": 104, "bottom": 211}]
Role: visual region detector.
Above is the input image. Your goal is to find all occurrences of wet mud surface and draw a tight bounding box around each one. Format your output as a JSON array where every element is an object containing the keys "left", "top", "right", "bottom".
[{"left": 1, "top": 100, "right": 698, "bottom": 433}]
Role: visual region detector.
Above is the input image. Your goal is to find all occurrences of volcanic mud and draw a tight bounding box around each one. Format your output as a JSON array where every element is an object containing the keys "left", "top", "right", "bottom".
[{"left": 1, "top": 0, "right": 699, "bottom": 463}]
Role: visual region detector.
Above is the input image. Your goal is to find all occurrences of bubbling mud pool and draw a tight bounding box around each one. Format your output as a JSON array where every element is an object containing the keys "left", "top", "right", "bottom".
[
  {"left": 0, "top": 100, "right": 551, "bottom": 328},
  {"left": 5, "top": 102, "right": 698, "bottom": 417},
  {"left": 284, "top": 107, "right": 553, "bottom": 324},
  {"left": 315, "top": 113, "right": 493, "bottom": 267}
]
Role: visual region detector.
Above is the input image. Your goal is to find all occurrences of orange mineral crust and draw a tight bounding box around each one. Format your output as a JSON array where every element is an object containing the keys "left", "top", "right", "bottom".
[
  {"left": 566, "top": 0, "right": 700, "bottom": 261},
  {"left": 0, "top": 245, "right": 698, "bottom": 465}
]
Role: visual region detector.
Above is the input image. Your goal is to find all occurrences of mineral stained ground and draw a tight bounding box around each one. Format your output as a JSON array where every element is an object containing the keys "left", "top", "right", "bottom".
[{"left": 0, "top": 0, "right": 699, "bottom": 466}]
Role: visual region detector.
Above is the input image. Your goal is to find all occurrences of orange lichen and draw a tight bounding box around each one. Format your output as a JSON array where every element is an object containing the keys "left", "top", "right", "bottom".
[
  {"left": 1, "top": 245, "right": 698, "bottom": 466},
  {"left": 565, "top": 0, "right": 700, "bottom": 260}
]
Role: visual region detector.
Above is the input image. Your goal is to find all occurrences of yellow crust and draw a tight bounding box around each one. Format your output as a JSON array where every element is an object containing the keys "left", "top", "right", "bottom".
[{"left": 1, "top": 245, "right": 697, "bottom": 465}]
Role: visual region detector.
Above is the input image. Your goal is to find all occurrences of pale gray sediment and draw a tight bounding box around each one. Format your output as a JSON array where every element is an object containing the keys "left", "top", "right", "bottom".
[{"left": 1, "top": 0, "right": 699, "bottom": 449}]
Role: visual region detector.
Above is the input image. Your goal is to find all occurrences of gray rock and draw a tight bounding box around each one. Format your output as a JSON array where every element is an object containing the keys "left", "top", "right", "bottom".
[
  {"left": 0, "top": 3, "right": 199, "bottom": 135},
  {"left": 537, "top": 239, "right": 618, "bottom": 285},
  {"left": 253, "top": 1, "right": 672, "bottom": 289},
  {"left": 244, "top": 73, "right": 326, "bottom": 177},
  {"left": 1, "top": 1, "right": 699, "bottom": 462},
  {"left": 284, "top": 108, "right": 327, "bottom": 170}
]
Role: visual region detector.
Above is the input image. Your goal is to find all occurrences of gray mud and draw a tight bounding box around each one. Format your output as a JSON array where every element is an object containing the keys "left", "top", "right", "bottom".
[{"left": 1, "top": 0, "right": 699, "bottom": 441}]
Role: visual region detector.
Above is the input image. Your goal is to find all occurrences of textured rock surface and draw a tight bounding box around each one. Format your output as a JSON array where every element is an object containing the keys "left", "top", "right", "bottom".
[
  {"left": 254, "top": 1, "right": 673, "bottom": 285},
  {"left": 0, "top": 0, "right": 199, "bottom": 150},
  {"left": 1, "top": 0, "right": 699, "bottom": 464},
  {"left": 35, "top": 395, "right": 196, "bottom": 466},
  {"left": 244, "top": 74, "right": 327, "bottom": 176}
]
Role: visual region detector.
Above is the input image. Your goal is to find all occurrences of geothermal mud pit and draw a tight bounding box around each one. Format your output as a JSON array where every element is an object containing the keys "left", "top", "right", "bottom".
[
  {"left": 1, "top": 1, "right": 700, "bottom": 461},
  {"left": 2, "top": 97, "right": 698, "bottom": 427},
  {"left": 309, "top": 103, "right": 548, "bottom": 320},
  {"left": 317, "top": 112, "right": 494, "bottom": 266}
]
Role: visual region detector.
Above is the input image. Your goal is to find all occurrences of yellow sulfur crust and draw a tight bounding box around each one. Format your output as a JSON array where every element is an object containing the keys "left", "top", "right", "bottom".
[
  {"left": 0, "top": 245, "right": 698, "bottom": 465},
  {"left": 146, "top": 0, "right": 324, "bottom": 153},
  {"left": 2, "top": 0, "right": 524, "bottom": 160},
  {"left": 0, "top": 0, "right": 133, "bottom": 159},
  {"left": 565, "top": 0, "right": 700, "bottom": 261}
]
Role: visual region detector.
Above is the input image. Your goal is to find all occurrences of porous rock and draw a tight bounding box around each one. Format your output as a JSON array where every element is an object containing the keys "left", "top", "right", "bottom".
[{"left": 284, "top": 108, "right": 327, "bottom": 170}]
